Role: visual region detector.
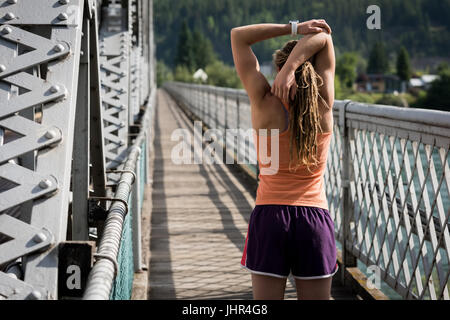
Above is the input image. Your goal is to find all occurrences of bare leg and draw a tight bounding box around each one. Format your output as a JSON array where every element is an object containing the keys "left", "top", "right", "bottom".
[
  {"left": 295, "top": 277, "right": 332, "bottom": 300},
  {"left": 251, "top": 274, "right": 287, "bottom": 300}
]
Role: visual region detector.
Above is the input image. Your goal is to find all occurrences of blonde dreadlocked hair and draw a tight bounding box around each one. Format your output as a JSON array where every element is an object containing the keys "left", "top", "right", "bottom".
[{"left": 273, "top": 40, "right": 327, "bottom": 173}]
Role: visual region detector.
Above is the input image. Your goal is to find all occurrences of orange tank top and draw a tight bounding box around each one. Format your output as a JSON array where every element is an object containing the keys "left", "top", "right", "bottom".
[{"left": 254, "top": 103, "right": 333, "bottom": 210}]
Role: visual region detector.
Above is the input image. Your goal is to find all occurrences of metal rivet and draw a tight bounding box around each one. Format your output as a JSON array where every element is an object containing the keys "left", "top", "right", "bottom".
[
  {"left": 33, "top": 232, "right": 47, "bottom": 243},
  {"left": 59, "top": 0, "right": 70, "bottom": 4},
  {"left": 30, "top": 290, "right": 42, "bottom": 300},
  {"left": 4, "top": 12, "right": 15, "bottom": 20},
  {"left": 39, "top": 179, "right": 52, "bottom": 189},
  {"left": 57, "top": 13, "right": 68, "bottom": 20},
  {"left": 53, "top": 44, "right": 64, "bottom": 52},
  {"left": 49, "top": 85, "right": 60, "bottom": 93},
  {"left": 0, "top": 65, "right": 6, "bottom": 72},
  {"left": 45, "top": 129, "right": 57, "bottom": 139},
  {"left": 1, "top": 26, "right": 12, "bottom": 35},
  {"left": 120, "top": 121, "right": 125, "bottom": 128}
]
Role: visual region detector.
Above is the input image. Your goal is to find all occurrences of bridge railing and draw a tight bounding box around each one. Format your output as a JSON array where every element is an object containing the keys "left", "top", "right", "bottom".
[{"left": 164, "top": 81, "right": 450, "bottom": 300}]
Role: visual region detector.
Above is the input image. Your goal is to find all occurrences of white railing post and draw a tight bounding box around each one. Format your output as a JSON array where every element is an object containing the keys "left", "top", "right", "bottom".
[{"left": 340, "top": 101, "right": 357, "bottom": 285}]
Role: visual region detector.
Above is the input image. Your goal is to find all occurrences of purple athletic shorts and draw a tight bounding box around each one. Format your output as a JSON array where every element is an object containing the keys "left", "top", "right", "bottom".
[{"left": 241, "top": 205, "right": 338, "bottom": 279}]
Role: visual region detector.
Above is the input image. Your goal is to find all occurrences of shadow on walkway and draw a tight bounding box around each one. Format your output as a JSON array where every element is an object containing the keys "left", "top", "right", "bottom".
[{"left": 148, "top": 93, "right": 176, "bottom": 299}]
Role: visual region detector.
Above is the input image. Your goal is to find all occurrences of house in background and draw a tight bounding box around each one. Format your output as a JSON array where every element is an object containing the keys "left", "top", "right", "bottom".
[{"left": 355, "top": 74, "right": 402, "bottom": 93}]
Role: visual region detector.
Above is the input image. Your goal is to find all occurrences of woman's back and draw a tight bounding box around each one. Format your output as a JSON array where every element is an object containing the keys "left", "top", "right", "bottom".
[
  {"left": 252, "top": 33, "right": 335, "bottom": 210},
  {"left": 254, "top": 101, "right": 333, "bottom": 210}
]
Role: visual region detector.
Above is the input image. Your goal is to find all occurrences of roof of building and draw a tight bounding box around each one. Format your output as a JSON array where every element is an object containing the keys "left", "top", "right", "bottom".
[{"left": 409, "top": 74, "right": 440, "bottom": 87}]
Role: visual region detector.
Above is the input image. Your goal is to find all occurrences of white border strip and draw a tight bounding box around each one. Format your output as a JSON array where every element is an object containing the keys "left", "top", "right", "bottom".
[{"left": 292, "top": 264, "right": 339, "bottom": 280}]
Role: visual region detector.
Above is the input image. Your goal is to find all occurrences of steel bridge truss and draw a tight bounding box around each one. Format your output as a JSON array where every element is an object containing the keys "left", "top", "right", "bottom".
[{"left": 0, "top": 0, "right": 154, "bottom": 300}]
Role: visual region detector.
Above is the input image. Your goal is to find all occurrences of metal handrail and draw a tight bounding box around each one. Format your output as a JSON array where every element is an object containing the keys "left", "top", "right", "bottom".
[{"left": 83, "top": 89, "right": 156, "bottom": 300}]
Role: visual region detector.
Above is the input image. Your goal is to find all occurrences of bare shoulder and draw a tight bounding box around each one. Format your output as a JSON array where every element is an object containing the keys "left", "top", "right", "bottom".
[{"left": 251, "top": 92, "right": 286, "bottom": 131}]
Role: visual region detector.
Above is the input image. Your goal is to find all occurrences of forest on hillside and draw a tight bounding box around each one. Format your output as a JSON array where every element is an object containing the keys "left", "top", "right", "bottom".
[{"left": 154, "top": 0, "right": 450, "bottom": 67}]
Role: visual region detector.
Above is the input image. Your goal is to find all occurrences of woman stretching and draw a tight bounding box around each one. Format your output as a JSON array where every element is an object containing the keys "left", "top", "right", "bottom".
[{"left": 231, "top": 19, "right": 337, "bottom": 300}]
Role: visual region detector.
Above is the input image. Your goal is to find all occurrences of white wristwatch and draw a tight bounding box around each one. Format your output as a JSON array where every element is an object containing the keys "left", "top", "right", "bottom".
[{"left": 289, "top": 20, "right": 299, "bottom": 37}]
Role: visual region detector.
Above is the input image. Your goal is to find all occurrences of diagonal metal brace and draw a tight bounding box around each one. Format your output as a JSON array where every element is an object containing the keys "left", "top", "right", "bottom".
[
  {"left": 0, "top": 272, "right": 39, "bottom": 300},
  {"left": 0, "top": 215, "right": 53, "bottom": 266}
]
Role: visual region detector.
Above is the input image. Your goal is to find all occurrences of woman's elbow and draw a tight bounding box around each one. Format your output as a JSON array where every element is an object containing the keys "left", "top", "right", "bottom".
[
  {"left": 230, "top": 27, "right": 239, "bottom": 40},
  {"left": 303, "top": 32, "right": 332, "bottom": 49},
  {"left": 321, "top": 32, "right": 333, "bottom": 46}
]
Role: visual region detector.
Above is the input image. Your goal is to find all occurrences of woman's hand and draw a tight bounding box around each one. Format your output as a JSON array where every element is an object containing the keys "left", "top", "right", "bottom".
[
  {"left": 271, "top": 67, "right": 297, "bottom": 104},
  {"left": 271, "top": 19, "right": 331, "bottom": 104},
  {"left": 298, "top": 19, "right": 332, "bottom": 35}
]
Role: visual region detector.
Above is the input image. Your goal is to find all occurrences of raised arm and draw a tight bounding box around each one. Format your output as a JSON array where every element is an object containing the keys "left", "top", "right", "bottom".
[
  {"left": 231, "top": 24, "right": 293, "bottom": 106},
  {"left": 271, "top": 32, "right": 335, "bottom": 107},
  {"left": 231, "top": 20, "right": 331, "bottom": 107}
]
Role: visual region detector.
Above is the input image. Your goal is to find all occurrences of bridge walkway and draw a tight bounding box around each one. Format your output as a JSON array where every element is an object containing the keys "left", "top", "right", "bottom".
[{"left": 147, "top": 89, "right": 357, "bottom": 300}]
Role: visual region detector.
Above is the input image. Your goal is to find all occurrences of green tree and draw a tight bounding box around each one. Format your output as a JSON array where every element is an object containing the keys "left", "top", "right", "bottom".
[
  {"left": 205, "top": 60, "right": 242, "bottom": 88},
  {"left": 173, "top": 65, "right": 193, "bottom": 83},
  {"left": 156, "top": 60, "right": 173, "bottom": 87},
  {"left": 156, "top": 0, "right": 450, "bottom": 68},
  {"left": 192, "top": 30, "right": 216, "bottom": 69},
  {"left": 436, "top": 62, "right": 449, "bottom": 74},
  {"left": 396, "top": 47, "right": 412, "bottom": 81},
  {"left": 175, "top": 20, "right": 195, "bottom": 70},
  {"left": 367, "top": 42, "right": 389, "bottom": 74},
  {"left": 334, "top": 76, "right": 344, "bottom": 100},
  {"left": 336, "top": 52, "right": 359, "bottom": 88},
  {"left": 422, "top": 68, "right": 450, "bottom": 111}
]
